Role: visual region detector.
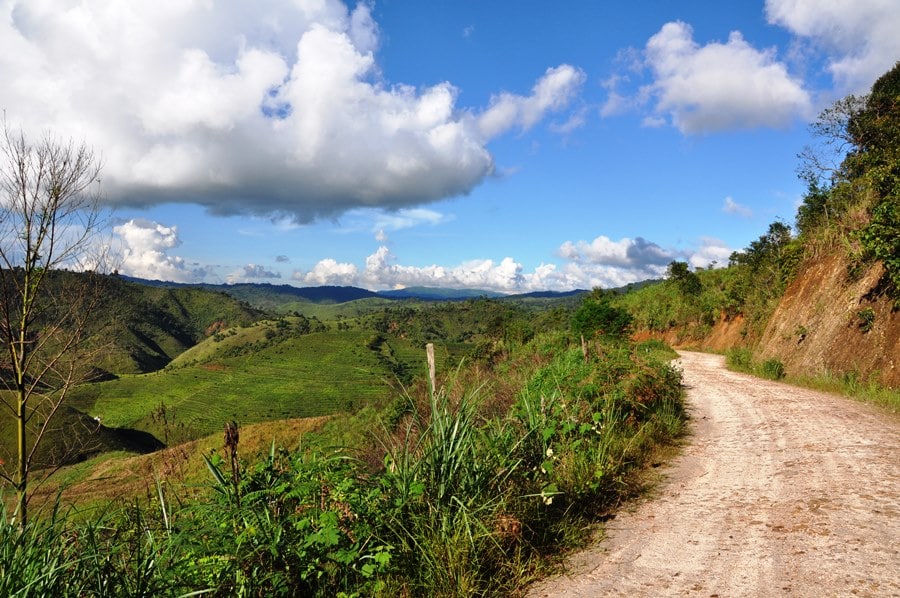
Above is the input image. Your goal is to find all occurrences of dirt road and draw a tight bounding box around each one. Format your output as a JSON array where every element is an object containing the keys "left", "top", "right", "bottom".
[{"left": 528, "top": 351, "right": 899, "bottom": 597}]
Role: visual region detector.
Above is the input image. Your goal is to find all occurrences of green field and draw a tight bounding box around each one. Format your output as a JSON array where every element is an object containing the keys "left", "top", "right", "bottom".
[{"left": 69, "top": 330, "right": 425, "bottom": 443}]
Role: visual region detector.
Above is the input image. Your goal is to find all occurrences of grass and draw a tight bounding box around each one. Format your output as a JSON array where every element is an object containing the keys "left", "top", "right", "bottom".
[
  {"left": 3, "top": 330, "right": 686, "bottom": 597},
  {"left": 725, "top": 347, "right": 900, "bottom": 413},
  {"left": 69, "top": 331, "right": 408, "bottom": 443},
  {"left": 789, "top": 370, "right": 900, "bottom": 414}
]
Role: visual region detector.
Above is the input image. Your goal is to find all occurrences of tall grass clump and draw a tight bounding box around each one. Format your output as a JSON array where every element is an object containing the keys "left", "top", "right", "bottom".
[
  {"left": 378, "top": 379, "right": 518, "bottom": 596},
  {"left": 0, "top": 501, "right": 81, "bottom": 598},
  {"left": 726, "top": 347, "right": 785, "bottom": 380}
]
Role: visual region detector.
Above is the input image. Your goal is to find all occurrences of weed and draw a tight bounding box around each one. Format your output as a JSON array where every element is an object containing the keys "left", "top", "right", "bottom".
[
  {"left": 856, "top": 307, "right": 876, "bottom": 333},
  {"left": 760, "top": 359, "right": 786, "bottom": 381}
]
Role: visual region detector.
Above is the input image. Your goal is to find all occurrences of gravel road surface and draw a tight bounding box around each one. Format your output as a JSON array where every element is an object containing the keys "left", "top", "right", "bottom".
[{"left": 528, "top": 351, "right": 899, "bottom": 597}]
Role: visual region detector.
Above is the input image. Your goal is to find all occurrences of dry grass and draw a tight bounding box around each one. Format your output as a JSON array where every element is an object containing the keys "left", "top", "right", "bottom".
[{"left": 28, "top": 415, "right": 332, "bottom": 511}]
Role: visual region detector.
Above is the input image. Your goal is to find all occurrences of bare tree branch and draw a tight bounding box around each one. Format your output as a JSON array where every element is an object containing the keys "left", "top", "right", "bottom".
[{"left": 0, "top": 121, "right": 107, "bottom": 528}]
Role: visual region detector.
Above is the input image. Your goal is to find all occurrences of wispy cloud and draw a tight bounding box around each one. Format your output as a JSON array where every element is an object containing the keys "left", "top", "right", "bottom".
[
  {"left": 722, "top": 196, "right": 753, "bottom": 218},
  {"left": 229, "top": 264, "right": 282, "bottom": 283}
]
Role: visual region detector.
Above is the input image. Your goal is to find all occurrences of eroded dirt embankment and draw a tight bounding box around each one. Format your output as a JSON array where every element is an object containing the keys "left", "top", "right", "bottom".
[{"left": 528, "top": 351, "right": 900, "bottom": 597}]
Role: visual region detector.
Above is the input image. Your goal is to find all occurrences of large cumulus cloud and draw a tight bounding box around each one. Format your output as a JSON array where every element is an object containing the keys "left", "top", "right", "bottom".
[
  {"left": 642, "top": 21, "right": 812, "bottom": 133},
  {"left": 603, "top": 1, "right": 899, "bottom": 134},
  {"left": 0, "top": 0, "right": 584, "bottom": 221},
  {"left": 766, "top": 0, "right": 900, "bottom": 93}
]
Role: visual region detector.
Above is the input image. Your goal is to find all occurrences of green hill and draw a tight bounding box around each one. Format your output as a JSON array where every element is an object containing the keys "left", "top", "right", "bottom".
[{"left": 96, "top": 275, "right": 264, "bottom": 374}]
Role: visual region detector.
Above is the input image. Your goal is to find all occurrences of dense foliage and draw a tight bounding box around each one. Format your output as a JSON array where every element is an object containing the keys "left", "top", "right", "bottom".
[{"left": 800, "top": 61, "right": 900, "bottom": 299}]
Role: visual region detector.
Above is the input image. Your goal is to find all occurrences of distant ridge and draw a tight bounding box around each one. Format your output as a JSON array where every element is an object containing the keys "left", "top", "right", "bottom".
[
  {"left": 121, "top": 276, "right": 595, "bottom": 306},
  {"left": 378, "top": 286, "right": 504, "bottom": 300},
  {"left": 507, "top": 289, "right": 587, "bottom": 299}
]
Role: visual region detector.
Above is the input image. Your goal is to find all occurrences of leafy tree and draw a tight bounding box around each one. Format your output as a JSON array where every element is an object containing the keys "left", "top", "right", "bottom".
[
  {"left": 666, "top": 261, "right": 702, "bottom": 296},
  {"left": 0, "top": 124, "right": 106, "bottom": 527},
  {"left": 797, "top": 62, "right": 899, "bottom": 298},
  {"left": 851, "top": 62, "right": 900, "bottom": 297},
  {"left": 571, "top": 289, "right": 632, "bottom": 339}
]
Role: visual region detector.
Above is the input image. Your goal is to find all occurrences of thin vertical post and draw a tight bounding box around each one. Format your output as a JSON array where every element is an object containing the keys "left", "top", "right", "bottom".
[{"left": 426, "top": 342, "right": 436, "bottom": 395}]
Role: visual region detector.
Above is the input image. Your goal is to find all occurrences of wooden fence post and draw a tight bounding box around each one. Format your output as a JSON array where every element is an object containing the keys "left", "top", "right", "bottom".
[{"left": 426, "top": 342, "right": 436, "bottom": 395}]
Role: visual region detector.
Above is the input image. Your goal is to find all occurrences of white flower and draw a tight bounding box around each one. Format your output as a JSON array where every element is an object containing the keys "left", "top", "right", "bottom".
[{"left": 545, "top": 447, "right": 554, "bottom": 458}]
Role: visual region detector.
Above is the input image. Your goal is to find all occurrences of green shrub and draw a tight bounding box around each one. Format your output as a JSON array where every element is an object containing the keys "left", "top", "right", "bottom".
[
  {"left": 725, "top": 347, "right": 755, "bottom": 373},
  {"left": 759, "top": 359, "right": 786, "bottom": 380},
  {"left": 571, "top": 294, "right": 632, "bottom": 339},
  {"left": 856, "top": 307, "right": 876, "bottom": 333}
]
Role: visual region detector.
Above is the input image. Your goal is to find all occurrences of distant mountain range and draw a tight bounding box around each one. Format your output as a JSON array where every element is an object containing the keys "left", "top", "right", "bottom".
[{"left": 120, "top": 276, "right": 590, "bottom": 305}]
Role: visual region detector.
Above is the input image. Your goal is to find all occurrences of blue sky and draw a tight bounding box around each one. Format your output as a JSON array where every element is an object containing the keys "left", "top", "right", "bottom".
[{"left": 2, "top": 0, "right": 898, "bottom": 291}]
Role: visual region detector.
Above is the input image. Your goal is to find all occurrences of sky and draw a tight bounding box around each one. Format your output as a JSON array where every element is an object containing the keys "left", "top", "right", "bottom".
[{"left": 1, "top": 0, "right": 898, "bottom": 292}]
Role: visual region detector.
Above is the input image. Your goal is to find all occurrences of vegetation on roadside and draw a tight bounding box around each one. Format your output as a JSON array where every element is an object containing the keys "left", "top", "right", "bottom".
[
  {"left": 615, "top": 62, "right": 899, "bottom": 385},
  {"left": 1, "top": 298, "right": 685, "bottom": 596},
  {"left": 725, "top": 347, "right": 900, "bottom": 413}
]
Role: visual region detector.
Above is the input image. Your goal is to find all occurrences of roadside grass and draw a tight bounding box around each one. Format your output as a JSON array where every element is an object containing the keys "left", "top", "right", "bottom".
[
  {"left": 3, "top": 332, "right": 686, "bottom": 597},
  {"left": 725, "top": 347, "right": 899, "bottom": 413},
  {"left": 790, "top": 370, "right": 900, "bottom": 414}
]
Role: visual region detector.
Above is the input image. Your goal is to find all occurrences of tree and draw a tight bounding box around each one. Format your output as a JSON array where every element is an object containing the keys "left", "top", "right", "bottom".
[
  {"left": 666, "top": 261, "right": 702, "bottom": 296},
  {"left": 0, "top": 123, "right": 106, "bottom": 527},
  {"left": 571, "top": 289, "right": 632, "bottom": 339},
  {"left": 851, "top": 62, "right": 900, "bottom": 298}
]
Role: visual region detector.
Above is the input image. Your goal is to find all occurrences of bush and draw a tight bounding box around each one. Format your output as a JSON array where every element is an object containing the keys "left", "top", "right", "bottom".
[
  {"left": 759, "top": 359, "right": 786, "bottom": 380},
  {"left": 571, "top": 294, "right": 632, "bottom": 339},
  {"left": 725, "top": 347, "right": 755, "bottom": 373}
]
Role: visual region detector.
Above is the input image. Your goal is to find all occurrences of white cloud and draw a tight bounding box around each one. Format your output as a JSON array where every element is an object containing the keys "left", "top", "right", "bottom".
[
  {"left": 688, "top": 238, "right": 733, "bottom": 269},
  {"left": 360, "top": 246, "right": 526, "bottom": 291},
  {"left": 365, "top": 208, "right": 449, "bottom": 232},
  {"left": 293, "top": 246, "right": 574, "bottom": 293},
  {"left": 557, "top": 235, "right": 673, "bottom": 287},
  {"left": 293, "top": 259, "right": 359, "bottom": 286},
  {"left": 477, "top": 65, "right": 587, "bottom": 138},
  {"left": 642, "top": 21, "right": 812, "bottom": 133},
  {"left": 113, "top": 218, "right": 203, "bottom": 282},
  {"left": 292, "top": 236, "right": 723, "bottom": 293},
  {"left": 722, "top": 196, "right": 753, "bottom": 218},
  {"left": 0, "top": 0, "right": 583, "bottom": 222},
  {"left": 766, "top": 0, "right": 900, "bottom": 92},
  {"left": 558, "top": 235, "right": 673, "bottom": 268},
  {"left": 555, "top": 234, "right": 734, "bottom": 288}
]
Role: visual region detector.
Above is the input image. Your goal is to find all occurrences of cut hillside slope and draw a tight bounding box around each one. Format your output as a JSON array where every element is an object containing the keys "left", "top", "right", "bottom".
[{"left": 756, "top": 255, "right": 899, "bottom": 387}]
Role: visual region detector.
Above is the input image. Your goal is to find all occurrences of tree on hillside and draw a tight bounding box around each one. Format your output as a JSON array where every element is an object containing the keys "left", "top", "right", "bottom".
[
  {"left": 571, "top": 289, "right": 632, "bottom": 339},
  {"left": 851, "top": 62, "right": 900, "bottom": 298},
  {"left": 0, "top": 123, "right": 107, "bottom": 528},
  {"left": 667, "top": 261, "right": 702, "bottom": 296},
  {"left": 797, "top": 61, "right": 900, "bottom": 298}
]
